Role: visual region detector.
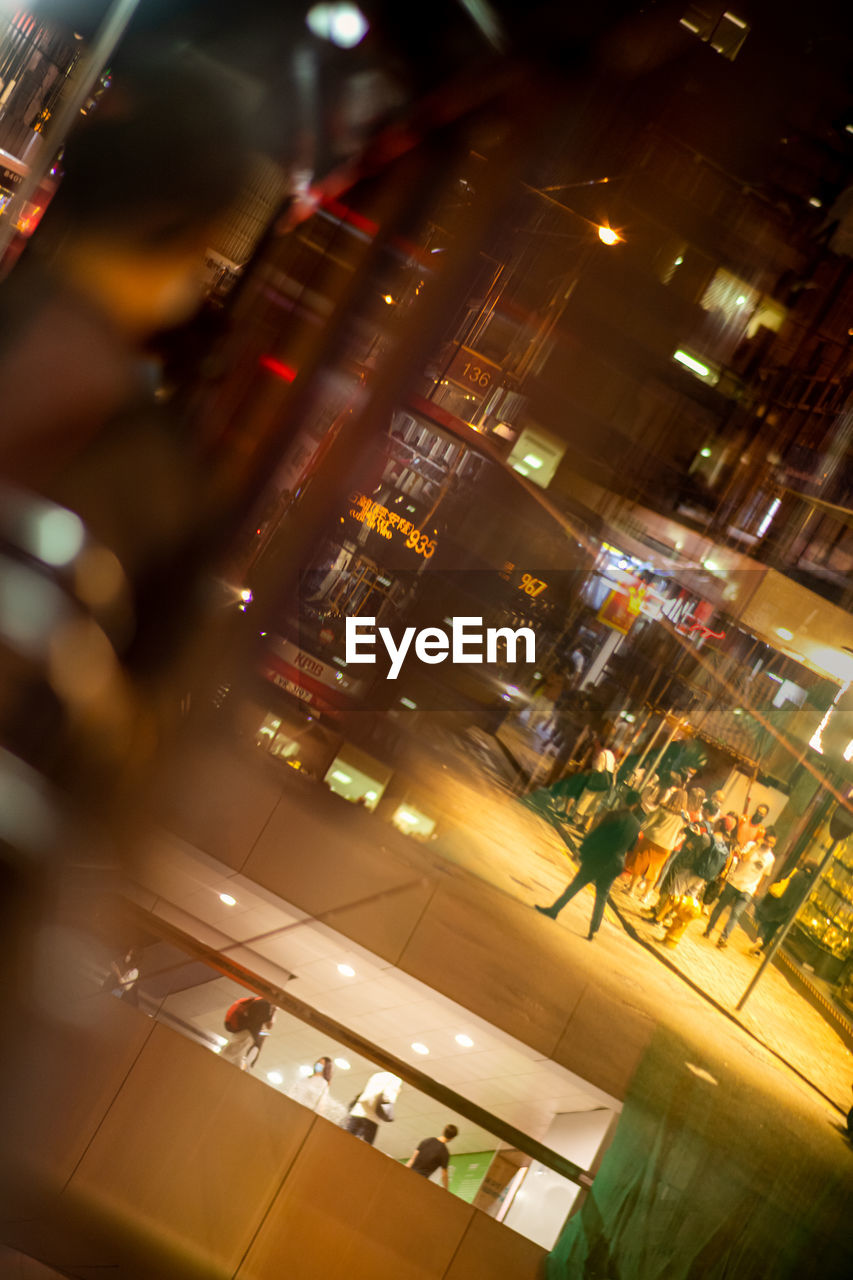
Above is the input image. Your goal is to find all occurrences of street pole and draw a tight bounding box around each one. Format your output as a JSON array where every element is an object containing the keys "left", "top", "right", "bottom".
[
  {"left": 0, "top": 0, "right": 143, "bottom": 261},
  {"left": 631, "top": 714, "right": 666, "bottom": 775},
  {"left": 637, "top": 714, "right": 680, "bottom": 791},
  {"left": 736, "top": 797, "right": 853, "bottom": 1012},
  {"left": 735, "top": 837, "right": 839, "bottom": 1013}
]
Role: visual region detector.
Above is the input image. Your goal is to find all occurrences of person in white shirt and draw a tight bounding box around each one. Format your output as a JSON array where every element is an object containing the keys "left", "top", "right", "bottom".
[
  {"left": 343, "top": 1071, "right": 402, "bottom": 1146},
  {"left": 702, "top": 831, "right": 778, "bottom": 950},
  {"left": 289, "top": 1056, "right": 334, "bottom": 1113}
]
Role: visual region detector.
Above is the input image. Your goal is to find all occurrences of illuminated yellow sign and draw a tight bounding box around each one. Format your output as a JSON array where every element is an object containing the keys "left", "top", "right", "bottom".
[
  {"left": 520, "top": 573, "right": 548, "bottom": 597},
  {"left": 348, "top": 493, "right": 436, "bottom": 558},
  {"left": 500, "top": 561, "right": 549, "bottom": 599}
]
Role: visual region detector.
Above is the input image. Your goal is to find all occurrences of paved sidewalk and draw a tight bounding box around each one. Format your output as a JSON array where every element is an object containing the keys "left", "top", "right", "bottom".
[
  {"left": 543, "top": 806, "right": 853, "bottom": 1113},
  {"left": 415, "top": 724, "right": 853, "bottom": 1114}
]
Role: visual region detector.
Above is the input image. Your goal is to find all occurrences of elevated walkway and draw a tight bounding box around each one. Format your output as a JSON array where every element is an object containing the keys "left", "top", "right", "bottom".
[{"left": 3, "top": 1000, "right": 546, "bottom": 1280}]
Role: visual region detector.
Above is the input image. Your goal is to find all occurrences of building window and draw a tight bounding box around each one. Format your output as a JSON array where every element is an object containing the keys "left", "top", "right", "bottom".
[
  {"left": 680, "top": 6, "right": 750, "bottom": 60},
  {"left": 700, "top": 267, "right": 759, "bottom": 329}
]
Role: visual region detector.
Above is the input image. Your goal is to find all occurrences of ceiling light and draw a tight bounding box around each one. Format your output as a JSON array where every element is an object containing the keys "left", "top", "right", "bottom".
[
  {"left": 267, "top": 1071, "right": 283, "bottom": 1085},
  {"left": 776, "top": 627, "right": 793, "bottom": 641},
  {"left": 674, "top": 255, "right": 683, "bottom": 266},
  {"left": 411, "top": 1042, "right": 429, "bottom": 1055},
  {"left": 597, "top": 224, "right": 620, "bottom": 245},
  {"left": 735, "top": 295, "right": 746, "bottom": 305},
  {"left": 298, "top": 1064, "right": 314, "bottom": 1077},
  {"left": 219, "top": 893, "right": 237, "bottom": 906},
  {"left": 522, "top": 454, "right": 543, "bottom": 469},
  {"left": 699, "top": 447, "right": 712, "bottom": 458},
  {"left": 334, "top": 1057, "right": 351, "bottom": 1070},
  {"left": 331, "top": 770, "right": 352, "bottom": 784},
  {"left": 808, "top": 197, "right": 822, "bottom": 208},
  {"left": 337, "top": 963, "right": 356, "bottom": 977},
  {"left": 455, "top": 1033, "right": 474, "bottom": 1048}
]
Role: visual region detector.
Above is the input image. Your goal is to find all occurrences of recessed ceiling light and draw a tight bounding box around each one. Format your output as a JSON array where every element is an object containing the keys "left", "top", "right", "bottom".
[
  {"left": 219, "top": 893, "right": 237, "bottom": 906},
  {"left": 298, "top": 1064, "right": 313, "bottom": 1077},
  {"left": 266, "top": 1071, "right": 283, "bottom": 1085},
  {"left": 776, "top": 627, "right": 793, "bottom": 641},
  {"left": 411, "top": 1042, "right": 429, "bottom": 1055},
  {"left": 337, "top": 963, "right": 356, "bottom": 978},
  {"left": 455, "top": 1033, "right": 474, "bottom": 1048},
  {"left": 334, "top": 1057, "right": 351, "bottom": 1070}
]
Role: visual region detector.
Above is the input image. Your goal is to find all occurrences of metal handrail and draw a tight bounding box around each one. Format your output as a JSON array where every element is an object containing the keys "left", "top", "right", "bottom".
[{"left": 119, "top": 895, "right": 594, "bottom": 1190}]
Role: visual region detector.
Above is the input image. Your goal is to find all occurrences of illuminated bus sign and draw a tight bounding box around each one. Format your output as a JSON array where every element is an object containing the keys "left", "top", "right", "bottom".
[
  {"left": 348, "top": 492, "right": 436, "bottom": 558},
  {"left": 446, "top": 345, "right": 502, "bottom": 401}
]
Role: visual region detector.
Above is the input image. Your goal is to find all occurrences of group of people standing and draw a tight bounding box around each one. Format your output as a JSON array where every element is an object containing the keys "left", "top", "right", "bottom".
[{"left": 533, "top": 737, "right": 808, "bottom": 953}]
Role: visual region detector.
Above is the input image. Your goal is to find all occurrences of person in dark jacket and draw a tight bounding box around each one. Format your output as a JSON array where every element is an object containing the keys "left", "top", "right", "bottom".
[
  {"left": 535, "top": 790, "right": 643, "bottom": 939},
  {"left": 652, "top": 816, "right": 730, "bottom": 923},
  {"left": 749, "top": 862, "right": 819, "bottom": 955}
]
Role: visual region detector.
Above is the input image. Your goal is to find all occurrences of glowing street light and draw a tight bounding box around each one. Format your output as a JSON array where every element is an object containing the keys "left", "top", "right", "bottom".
[
  {"left": 597, "top": 224, "right": 621, "bottom": 245},
  {"left": 306, "top": 4, "right": 369, "bottom": 48}
]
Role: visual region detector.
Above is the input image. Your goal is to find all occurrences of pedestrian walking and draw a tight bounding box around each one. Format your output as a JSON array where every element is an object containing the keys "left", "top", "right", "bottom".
[
  {"left": 344, "top": 1071, "right": 401, "bottom": 1146},
  {"left": 289, "top": 1056, "right": 334, "bottom": 1112},
  {"left": 750, "top": 862, "right": 819, "bottom": 955},
  {"left": 405, "top": 1124, "right": 458, "bottom": 1188},
  {"left": 535, "top": 790, "right": 643, "bottom": 939},
  {"left": 622, "top": 788, "right": 688, "bottom": 903},
  {"left": 703, "top": 830, "right": 778, "bottom": 949},
  {"left": 220, "top": 996, "right": 276, "bottom": 1071},
  {"left": 102, "top": 948, "right": 141, "bottom": 1006},
  {"left": 570, "top": 738, "right": 617, "bottom": 829}
]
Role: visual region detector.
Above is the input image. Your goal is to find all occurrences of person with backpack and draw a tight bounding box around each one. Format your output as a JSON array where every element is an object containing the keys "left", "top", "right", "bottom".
[
  {"left": 569, "top": 737, "right": 617, "bottom": 831},
  {"left": 703, "top": 830, "right": 779, "bottom": 950},
  {"left": 220, "top": 995, "right": 276, "bottom": 1071},
  {"left": 650, "top": 799, "right": 716, "bottom": 918}
]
